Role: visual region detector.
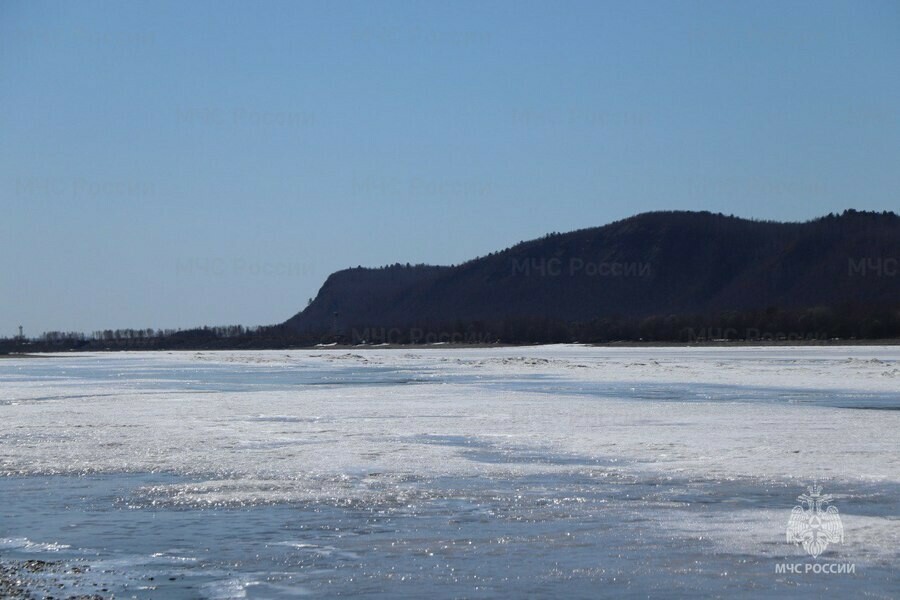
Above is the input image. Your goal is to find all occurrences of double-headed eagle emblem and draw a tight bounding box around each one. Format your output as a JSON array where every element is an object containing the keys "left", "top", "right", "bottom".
[{"left": 786, "top": 484, "right": 844, "bottom": 558}]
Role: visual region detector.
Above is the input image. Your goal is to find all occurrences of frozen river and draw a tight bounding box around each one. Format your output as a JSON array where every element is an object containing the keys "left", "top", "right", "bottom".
[{"left": 1, "top": 346, "right": 898, "bottom": 598}]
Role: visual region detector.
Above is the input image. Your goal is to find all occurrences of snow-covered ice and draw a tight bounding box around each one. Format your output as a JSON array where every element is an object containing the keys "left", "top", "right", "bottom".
[{"left": 0, "top": 345, "right": 897, "bottom": 598}]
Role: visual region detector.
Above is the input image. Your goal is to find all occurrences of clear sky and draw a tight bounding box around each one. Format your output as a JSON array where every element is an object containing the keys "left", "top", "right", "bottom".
[{"left": 1, "top": 0, "right": 898, "bottom": 337}]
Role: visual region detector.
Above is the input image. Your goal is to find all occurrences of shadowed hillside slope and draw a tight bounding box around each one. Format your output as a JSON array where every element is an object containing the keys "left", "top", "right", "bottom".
[{"left": 285, "top": 210, "right": 900, "bottom": 342}]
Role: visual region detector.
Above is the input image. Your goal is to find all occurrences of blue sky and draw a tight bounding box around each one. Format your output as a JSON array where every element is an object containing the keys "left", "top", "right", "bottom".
[{"left": 1, "top": 0, "right": 898, "bottom": 336}]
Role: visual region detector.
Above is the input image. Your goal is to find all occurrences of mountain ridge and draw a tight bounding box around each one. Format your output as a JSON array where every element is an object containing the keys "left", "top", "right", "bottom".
[{"left": 285, "top": 210, "right": 900, "bottom": 342}]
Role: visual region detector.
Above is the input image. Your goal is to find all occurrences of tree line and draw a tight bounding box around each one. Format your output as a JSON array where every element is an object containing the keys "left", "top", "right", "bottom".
[{"left": 3, "top": 302, "right": 897, "bottom": 353}]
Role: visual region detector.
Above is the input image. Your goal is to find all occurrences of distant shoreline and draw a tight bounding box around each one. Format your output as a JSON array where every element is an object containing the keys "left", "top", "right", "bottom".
[{"left": 3, "top": 338, "right": 900, "bottom": 356}]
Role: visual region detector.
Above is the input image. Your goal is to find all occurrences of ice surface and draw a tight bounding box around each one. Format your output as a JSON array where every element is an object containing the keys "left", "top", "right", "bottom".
[
  {"left": 0, "top": 346, "right": 898, "bottom": 597},
  {"left": 2, "top": 346, "right": 898, "bottom": 486}
]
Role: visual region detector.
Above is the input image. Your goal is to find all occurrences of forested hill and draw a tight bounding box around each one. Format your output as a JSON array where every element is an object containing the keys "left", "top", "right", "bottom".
[{"left": 284, "top": 210, "right": 900, "bottom": 343}]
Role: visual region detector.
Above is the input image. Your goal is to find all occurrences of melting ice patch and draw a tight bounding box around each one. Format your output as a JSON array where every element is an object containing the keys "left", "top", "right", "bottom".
[{"left": 0, "top": 537, "right": 71, "bottom": 552}]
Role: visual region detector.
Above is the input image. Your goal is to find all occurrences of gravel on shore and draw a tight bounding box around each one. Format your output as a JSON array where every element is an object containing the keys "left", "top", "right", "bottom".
[{"left": 0, "top": 559, "right": 106, "bottom": 600}]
